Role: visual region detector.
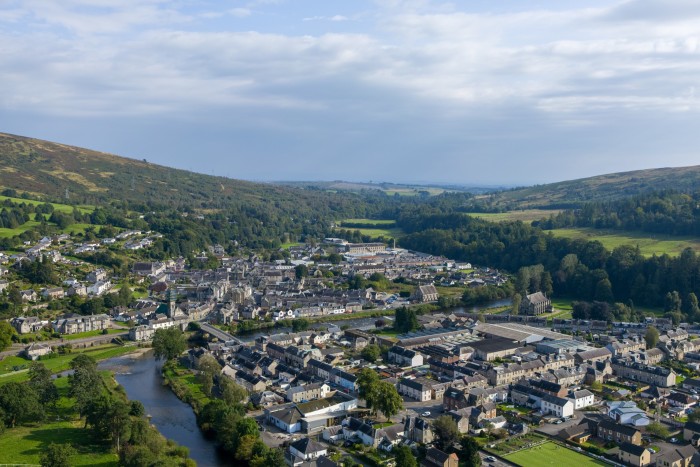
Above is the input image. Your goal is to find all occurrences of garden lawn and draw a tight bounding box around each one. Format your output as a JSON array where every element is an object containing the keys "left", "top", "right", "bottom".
[{"left": 504, "top": 442, "right": 609, "bottom": 467}]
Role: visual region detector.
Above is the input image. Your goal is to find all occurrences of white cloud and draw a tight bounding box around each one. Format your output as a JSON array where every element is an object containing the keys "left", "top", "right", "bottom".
[{"left": 2, "top": 0, "right": 700, "bottom": 183}]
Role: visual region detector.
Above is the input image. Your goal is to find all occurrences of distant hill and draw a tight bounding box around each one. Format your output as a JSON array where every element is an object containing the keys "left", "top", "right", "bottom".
[
  {"left": 279, "top": 180, "right": 501, "bottom": 196},
  {"left": 472, "top": 166, "right": 700, "bottom": 210},
  {"left": 0, "top": 132, "right": 328, "bottom": 208}
]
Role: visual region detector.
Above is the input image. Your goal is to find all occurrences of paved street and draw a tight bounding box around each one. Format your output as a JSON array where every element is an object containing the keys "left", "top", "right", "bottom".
[{"left": 480, "top": 450, "right": 517, "bottom": 467}]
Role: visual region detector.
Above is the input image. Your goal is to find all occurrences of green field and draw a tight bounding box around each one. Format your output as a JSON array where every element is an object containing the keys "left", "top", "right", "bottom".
[
  {"left": 60, "top": 328, "right": 127, "bottom": 341},
  {"left": 504, "top": 442, "right": 609, "bottom": 467},
  {"left": 0, "top": 195, "right": 94, "bottom": 214},
  {"left": 0, "top": 375, "right": 118, "bottom": 466},
  {"left": 548, "top": 228, "right": 700, "bottom": 257},
  {"left": 466, "top": 210, "right": 560, "bottom": 222},
  {"left": 0, "top": 344, "right": 137, "bottom": 384},
  {"left": 334, "top": 218, "right": 404, "bottom": 239},
  {"left": 342, "top": 218, "right": 397, "bottom": 225}
]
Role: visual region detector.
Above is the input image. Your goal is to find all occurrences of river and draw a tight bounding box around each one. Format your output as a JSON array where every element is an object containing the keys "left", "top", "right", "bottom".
[
  {"left": 99, "top": 351, "right": 229, "bottom": 467},
  {"left": 236, "top": 298, "right": 512, "bottom": 342},
  {"left": 95, "top": 298, "right": 511, "bottom": 465}
]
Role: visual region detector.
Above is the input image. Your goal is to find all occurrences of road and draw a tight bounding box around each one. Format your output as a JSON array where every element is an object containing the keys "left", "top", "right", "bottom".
[{"left": 480, "top": 450, "right": 517, "bottom": 467}]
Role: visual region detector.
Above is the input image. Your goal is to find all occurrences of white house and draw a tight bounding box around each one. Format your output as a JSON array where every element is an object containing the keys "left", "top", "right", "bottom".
[
  {"left": 541, "top": 395, "right": 574, "bottom": 418},
  {"left": 570, "top": 389, "right": 595, "bottom": 410},
  {"left": 286, "top": 438, "right": 327, "bottom": 466}
]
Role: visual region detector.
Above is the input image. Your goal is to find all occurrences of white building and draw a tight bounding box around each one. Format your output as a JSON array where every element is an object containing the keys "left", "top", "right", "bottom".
[
  {"left": 570, "top": 389, "right": 595, "bottom": 410},
  {"left": 541, "top": 395, "right": 574, "bottom": 418}
]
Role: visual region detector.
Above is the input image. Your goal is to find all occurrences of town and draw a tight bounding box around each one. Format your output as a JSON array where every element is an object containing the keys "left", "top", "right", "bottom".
[{"left": 2, "top": 230, "right": 700, "bottom": 467}]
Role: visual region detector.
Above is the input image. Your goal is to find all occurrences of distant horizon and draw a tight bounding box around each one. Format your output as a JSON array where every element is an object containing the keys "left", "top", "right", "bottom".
[{"left": 6, "top": 129, "right": 700, "bottom": 190}]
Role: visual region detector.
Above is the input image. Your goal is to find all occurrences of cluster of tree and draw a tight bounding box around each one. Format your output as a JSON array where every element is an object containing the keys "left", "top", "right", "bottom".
[
  {"left": 515, "top": 265, "right": 553, "bottom": 296},
  {"left": 17, "top": 256, "right": 58, "bottom": 284},
  {"left": 0, "top": 321, "right": 16, "bottom": 351},
  {"left": 0, "top": 206, "right": 30, "bottom": 229},
  {"left": 535, "top": 190, "right": 700, "bottom": 236},
  {"left": 571, "top": 301, "right": 645, "bottom": 323},
  {"left": 356, "top": 368, "right": 403, "bottom": 421},
  {"left": 461, "top": 283, "right": 513, "bottom": 306},
  {"left": 394, "top": 307, "right": 419, "bottom": 333},
  {"left": 0, "top": 355, "right": 193, "bottom": 466},
  {"left": 152, "top": 327, "right": 187, "bottom": 361},
  {"left": 197, "top": 399, "right": 284, "bottom": 465},
  {"left": 397, "top": 211, "right": 700, "bottom": 312}
]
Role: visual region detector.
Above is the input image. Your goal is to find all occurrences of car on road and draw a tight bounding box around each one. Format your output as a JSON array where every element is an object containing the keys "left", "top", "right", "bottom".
[
  {"left": 421, "top": 411, "right": 431, "bottom": 417},
  {"left": 485, "top": 456, "right": 496, "bottom": 462}
]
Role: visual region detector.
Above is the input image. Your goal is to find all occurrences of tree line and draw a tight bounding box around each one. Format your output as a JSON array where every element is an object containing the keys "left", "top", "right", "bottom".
[
  {"left": 535, "top": 190, "right": 700, "bottom": 236},
  {"left": 397, "top": 212, "right": 700, "bottom": 314},
  {"left": 0, "top": 353, "right": 193, "bottom": 467}
]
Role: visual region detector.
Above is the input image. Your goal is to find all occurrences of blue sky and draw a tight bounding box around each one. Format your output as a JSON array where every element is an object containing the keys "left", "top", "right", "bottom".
[{"left": 2, "top": 0, "right": 700, "bottom": 185}]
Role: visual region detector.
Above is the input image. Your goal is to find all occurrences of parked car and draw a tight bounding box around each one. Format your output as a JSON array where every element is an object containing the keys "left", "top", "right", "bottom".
[{"left": 421, "top": 411, "right": 431, "bottom": 417}]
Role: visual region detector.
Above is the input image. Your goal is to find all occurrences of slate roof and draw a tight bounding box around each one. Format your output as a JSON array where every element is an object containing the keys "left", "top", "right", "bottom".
[
  {"left": 619, "top": 442, "right": 647, "bottom": 456},
  {"left": 290, "top": 437, "right": 326, "bottom": 455}
]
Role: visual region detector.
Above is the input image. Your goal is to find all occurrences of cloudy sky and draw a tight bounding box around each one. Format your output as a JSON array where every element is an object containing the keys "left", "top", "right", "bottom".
[{"left": 2, "top": 0, "right": 700, "bottom": 185}]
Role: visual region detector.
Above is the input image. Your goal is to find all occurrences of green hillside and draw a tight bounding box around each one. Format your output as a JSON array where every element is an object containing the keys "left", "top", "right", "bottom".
[
  {"left": 0, "top": 132, "right": 323, "bottom": 209},
  {"left": 471, "top": 165, "right": 700, "bottom": 210}
]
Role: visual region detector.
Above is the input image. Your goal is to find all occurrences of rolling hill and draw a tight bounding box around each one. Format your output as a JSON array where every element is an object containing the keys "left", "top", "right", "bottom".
[
  {"left": 472, "top": 165, "right": 700, "bottom": 210},
  {"left": 0, "top": 132, "right": 307, "bottom": 209}
]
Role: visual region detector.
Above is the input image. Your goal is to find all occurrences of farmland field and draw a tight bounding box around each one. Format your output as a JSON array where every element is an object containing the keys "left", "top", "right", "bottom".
[
  {"left": 466, "top": 210, "right": 560, "bottom": 222},
  {"left": 547, "top": 228, "right": 700, "bottom": 257},
  {"left": 504, "top": 441, "right": 609, "bottom": 467},
  {"left": 341, "top": 218, "right": 396, "bottom": 225},
  {"left": 337, "top": 219, "right": 404, "bottom": 239}
]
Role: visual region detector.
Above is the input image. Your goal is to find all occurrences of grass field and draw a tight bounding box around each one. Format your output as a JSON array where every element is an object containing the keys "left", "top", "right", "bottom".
[
  {"left": 548, "top": 228, "right": 700, "bottom": 257},
  {"left": 0, "top": 195, "right": 94, "bottom": 214},
  {"left": 336, "top": 218, "right": 404, "bottom": 239},
  {"left": 342, "top": 218, "right": 397, "bottom": 225},
  {"left": 0, "top": 217, "right": 102, "bottom": 238},
  {"left": 466, "top": 210, "right": 560, "bottom": 223},
  {"left": 504, "top": 441, "right": 609, "bottom": 467},
  {"left": 0, "top": 344, "right": 137, "bottom": 384},
  {"left": 60, "top": 328, "right": 126, "bottom": 341},
  {"left": 0, "top": 375, "right": 118, "bottom": 466}
]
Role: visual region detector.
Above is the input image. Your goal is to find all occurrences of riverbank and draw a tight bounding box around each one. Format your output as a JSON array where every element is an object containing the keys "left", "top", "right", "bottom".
[
  {"left": 0, "top": 354, "right": 194, "bottom": 467},
  {"left": 103, "top": 352, "right": 229, "bottom": 466},
  {"left": 0, "top": 343, "right": 145, "bottom": 384}
]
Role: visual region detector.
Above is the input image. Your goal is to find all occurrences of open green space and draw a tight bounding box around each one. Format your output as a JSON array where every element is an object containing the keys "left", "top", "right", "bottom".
[
  {"left": 341, "top": 226, "right": 404, "bottom": 239},
  {"left": 337, "top": 218, "right": 404, "bottom": 239},
  {"left": 0, "top": 220, "right": 42, "bottom": 238},
  {"left": 0, "top": 374, "right": 118, "bottom": 466},
  {"left": 548, "top": 228, "right": 700, "bottom": 257},
  {"left": 504, "top": 441, "right": 609, "bottom": 467},
  {"left": 60, "top": 328, "right": 127, "bottom": 341},
  {"left": 0, "top": 344, "right": 138, "bottom": 384},
  {"left": 342, "top": 218, "right": 397, "bottom": 225},
  {"left": 0, "top": 195, "right": 94, "bottom": 214},
  {"left": 467, "top": 209, "right": 561, "bottom": 223}
]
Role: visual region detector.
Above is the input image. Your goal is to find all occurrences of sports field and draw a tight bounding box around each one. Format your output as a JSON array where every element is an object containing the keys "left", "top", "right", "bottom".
[{"left": 504, "top": 441, "right": 609, "bottom": 467}]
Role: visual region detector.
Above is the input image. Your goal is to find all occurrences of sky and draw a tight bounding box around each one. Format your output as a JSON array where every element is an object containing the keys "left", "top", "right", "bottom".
[{"left": 1, "top": 0, "right": 700, "bottom": 186}]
